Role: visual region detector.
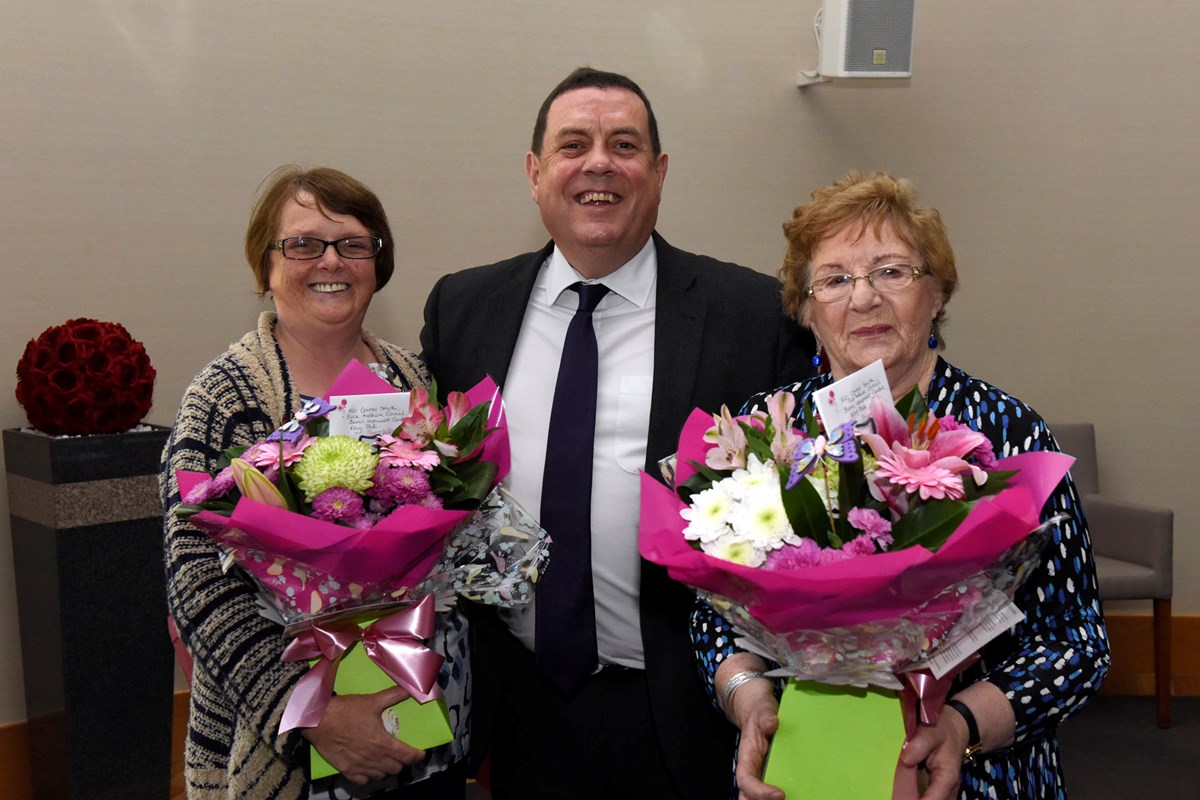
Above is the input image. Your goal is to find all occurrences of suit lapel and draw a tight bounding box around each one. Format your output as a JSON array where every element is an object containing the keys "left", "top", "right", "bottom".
[
  {"left": 646, "top": 233, "right": 705, "bottom": 468},
  {"left": 478, "top": 243, "right": 553, "bottom": 389}
]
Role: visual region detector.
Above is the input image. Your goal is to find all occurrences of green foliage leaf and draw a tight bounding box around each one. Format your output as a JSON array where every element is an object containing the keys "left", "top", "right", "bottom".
[
  {"left": 892, "top": 386, "right": 928, "bottom": 421},
  {"left": 779, "top": 470, "right": 833, "bottom": 548},
  {"left": 963, "top": 469, "right": 1018, "bottom": 501},
  {"left": 676, "top": 461, "right": 730, "bottom": 503},
  {"left": 890, "top": 500, "right": 969, "bottom": 551},
  {"left": 447, "top": 402, "right": 493, "bottom": 455}
]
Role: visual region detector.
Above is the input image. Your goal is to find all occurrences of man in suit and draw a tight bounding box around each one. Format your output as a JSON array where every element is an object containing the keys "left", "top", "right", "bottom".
[{"left": 420, "top": 67, "right": 812, "bottom": 799}]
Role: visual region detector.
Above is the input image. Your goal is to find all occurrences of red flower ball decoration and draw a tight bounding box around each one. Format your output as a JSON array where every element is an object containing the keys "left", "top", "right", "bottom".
[{"left": 15, "top": 318, "right": 156, "bottom": 436}]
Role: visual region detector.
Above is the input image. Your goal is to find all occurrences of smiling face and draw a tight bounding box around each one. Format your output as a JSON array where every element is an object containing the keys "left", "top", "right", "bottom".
[
  {"left": 526, "top": 87, "right": 668, "bottom": 278},
  {"left": 805, "top": 219, "right": 944, "bottom": 396},
  {"left": 267, "top": 193, "right": 377, "bottom": 336}
]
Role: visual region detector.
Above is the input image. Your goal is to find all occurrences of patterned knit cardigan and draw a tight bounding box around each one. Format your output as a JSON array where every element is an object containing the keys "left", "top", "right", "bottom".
[{"left": 160, "top": 312, "right": 429, "bottom": 799}]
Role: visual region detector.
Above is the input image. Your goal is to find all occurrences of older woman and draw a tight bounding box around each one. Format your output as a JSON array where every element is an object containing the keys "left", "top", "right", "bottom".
[
  {"left": 691, "top": 171, "right": 1110, "bottom": 800},
  {"left": 161, "top": 166, "right": 468, "bottom": 799}
]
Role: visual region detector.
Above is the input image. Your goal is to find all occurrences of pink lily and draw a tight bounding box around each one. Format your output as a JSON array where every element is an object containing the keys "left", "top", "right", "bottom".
[{"left": 229, "top": 458, "right": 288, "bottom": 508}]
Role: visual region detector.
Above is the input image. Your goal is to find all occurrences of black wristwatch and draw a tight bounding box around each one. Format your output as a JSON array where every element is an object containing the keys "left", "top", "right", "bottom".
[{"left": 945, "top": 699, "right": 983, "bottom": 765}]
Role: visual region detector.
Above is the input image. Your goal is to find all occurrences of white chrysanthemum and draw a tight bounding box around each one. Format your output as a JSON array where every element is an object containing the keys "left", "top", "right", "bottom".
[
  {"left": 702, "top": 532, "right": 767, "bottom": 568},
  {"left": 680, "top": 483, "right": 735, "bottom": 543},
  {"left": 725, "top": 454, "right": 778, "bottom": 500},
  {"left": 729, "top": 483, "right": 795, "bottom": 548}
]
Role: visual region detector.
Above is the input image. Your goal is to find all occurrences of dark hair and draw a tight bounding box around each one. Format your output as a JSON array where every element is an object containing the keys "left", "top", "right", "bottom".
[
  {"left": 244, "top": 165, "right": 395, "bottom": 296},
  {"left": 780, "top": 170, "right": 958, "bottom": 343},
  {"left": 531, "top": 67, "right": 661, "bottom": 156}
]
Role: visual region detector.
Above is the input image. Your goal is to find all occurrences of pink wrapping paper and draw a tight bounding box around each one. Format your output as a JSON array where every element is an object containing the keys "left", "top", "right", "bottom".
[{"left": 176, "top": 368, "right": 510, "bottom": 613}]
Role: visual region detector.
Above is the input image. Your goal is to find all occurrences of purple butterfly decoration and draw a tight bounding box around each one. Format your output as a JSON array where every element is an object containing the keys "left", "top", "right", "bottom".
[
  {"left": 786, "top": 421, "right": 860, "bottom": 488},
  {"left": 267, "top": 397, "right": 336, "bottom": 443}
]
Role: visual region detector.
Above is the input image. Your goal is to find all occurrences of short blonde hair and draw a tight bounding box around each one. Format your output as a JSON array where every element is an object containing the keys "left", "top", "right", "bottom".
[{"left": 780, "top": 170, "right": 957, "bottom": 342}]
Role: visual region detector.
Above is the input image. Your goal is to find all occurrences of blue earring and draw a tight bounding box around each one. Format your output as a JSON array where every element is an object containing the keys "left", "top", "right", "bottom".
[
  {"left": 812, "top": 338, "right": 829, "bottom": 374},
  {"left": 928, "top": 323, "right": 938, "bottom": 350}
]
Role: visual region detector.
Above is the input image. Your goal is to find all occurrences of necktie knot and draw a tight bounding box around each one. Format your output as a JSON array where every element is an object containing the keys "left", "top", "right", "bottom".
[{"left": 572, "top": 282, "right": 610, "bottom": 314}]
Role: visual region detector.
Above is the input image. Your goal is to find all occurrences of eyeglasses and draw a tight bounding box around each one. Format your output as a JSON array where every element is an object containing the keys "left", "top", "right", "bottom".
[
  {"left": 272, "top": 236, "right": 382, "bottom": 260},
  {"left": 806, "top": 263, "right": 925, "bottom": 303}
]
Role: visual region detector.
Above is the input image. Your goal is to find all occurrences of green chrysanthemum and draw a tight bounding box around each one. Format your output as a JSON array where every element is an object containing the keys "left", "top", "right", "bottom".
[{"left": 292, "top": 436, "right": 378, "bottom": 502}]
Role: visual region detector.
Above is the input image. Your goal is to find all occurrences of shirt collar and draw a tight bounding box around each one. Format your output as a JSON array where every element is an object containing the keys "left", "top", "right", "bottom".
[{"left": 544, "top": 237, "right": 657, "bottom": 309}]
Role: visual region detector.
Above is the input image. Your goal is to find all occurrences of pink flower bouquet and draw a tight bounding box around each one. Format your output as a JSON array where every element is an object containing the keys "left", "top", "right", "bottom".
[
  {"left": 176, "top": 360, "right": 548, "bottom": 773},
  {"left": 639, "top": 386, "right": 1073, "bottom": 797}
]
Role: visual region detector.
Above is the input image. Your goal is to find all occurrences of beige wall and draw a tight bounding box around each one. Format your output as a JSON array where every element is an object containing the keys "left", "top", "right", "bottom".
[{"left": 1, "top": 1, "right": 1195, "bottom": 724}]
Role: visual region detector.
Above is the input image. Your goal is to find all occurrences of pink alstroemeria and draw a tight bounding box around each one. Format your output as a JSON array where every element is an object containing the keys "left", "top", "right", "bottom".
[
  {"left": 443, "top": 391, "right": 473, "bottom": 429},
  {"left": 703, "top": 406, "right": 754, "bottom": 470},
  {"left": 401, "top": 388, "right": 445, "bottom": 446},
  {"left": 766, "top": 391, "right": 803, "bottom": 467},
  {"left": 378, "top": 434, "right": 441, "bottom": 470}
]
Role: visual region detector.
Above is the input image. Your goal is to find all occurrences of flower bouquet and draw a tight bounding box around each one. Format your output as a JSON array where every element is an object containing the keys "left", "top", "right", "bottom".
[
  {"left": 639, "top": 372, "right": 1073, "bottom": 799},
  {"left": 176, "top": 360, "right": 548, "bottom": 778}
]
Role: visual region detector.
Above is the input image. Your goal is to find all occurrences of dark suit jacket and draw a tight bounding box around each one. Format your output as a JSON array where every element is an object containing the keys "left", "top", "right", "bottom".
[{"left": 420, "top": 232, "right": 813, "bottom": 798}]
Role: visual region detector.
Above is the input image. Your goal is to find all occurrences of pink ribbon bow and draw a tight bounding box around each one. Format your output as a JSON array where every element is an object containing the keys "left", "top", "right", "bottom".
[
  {"left": 892, "top": 655, "right": 980, "bottom": 800},
  {"left": 279, "top": 593, "right": 445, "bottom": 732}
]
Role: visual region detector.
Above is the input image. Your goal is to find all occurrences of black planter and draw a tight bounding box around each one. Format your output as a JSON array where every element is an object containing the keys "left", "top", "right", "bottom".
[{"left": 4, "top": 426, "right": 173, "bottom": 800}]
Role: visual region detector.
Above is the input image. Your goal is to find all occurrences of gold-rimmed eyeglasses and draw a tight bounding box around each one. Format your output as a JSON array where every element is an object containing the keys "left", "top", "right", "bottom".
[{"left": 806, "top": 264, "right": 925, "bottom": 303}]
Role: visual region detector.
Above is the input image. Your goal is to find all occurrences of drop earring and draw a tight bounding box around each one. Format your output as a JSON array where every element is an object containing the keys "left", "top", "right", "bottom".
[
  {"left": 812, "top": 337, "right": 829, "bottom": 374},
  {"left": 928, "top": 323, "right": 938, "bottom": 350}
]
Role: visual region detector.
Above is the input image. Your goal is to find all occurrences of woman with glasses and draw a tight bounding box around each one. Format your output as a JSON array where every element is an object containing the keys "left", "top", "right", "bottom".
[
  {"left": 161, "top": 166, "right": 469, "bottom": 799},
  {"left": 690, "top": 170, "right": 1109, "bottom": 800}
]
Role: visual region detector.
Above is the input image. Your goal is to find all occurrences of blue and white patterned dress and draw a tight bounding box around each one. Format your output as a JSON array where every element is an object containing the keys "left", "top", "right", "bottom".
[{"left": 690, "top": 357, "right": 1110, "bottom": 799}]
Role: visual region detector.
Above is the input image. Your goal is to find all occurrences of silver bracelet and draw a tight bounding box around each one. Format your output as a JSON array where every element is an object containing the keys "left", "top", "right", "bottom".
[{"left": 720, "top": 670, "right": 766, "bottom": 714}]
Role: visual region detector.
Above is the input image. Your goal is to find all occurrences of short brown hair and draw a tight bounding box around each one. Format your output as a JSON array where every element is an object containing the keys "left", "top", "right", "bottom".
[
  {"left": 244, "top": 165, "right": 395, "bottom": 296},
  {"left": 780, "top": 170, "right": 957, "bottom": 342}
]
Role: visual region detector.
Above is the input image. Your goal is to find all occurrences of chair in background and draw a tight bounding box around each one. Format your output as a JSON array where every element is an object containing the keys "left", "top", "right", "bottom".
[{"left": 1051, "top": 422, "right": 1174, "bottom": 728}]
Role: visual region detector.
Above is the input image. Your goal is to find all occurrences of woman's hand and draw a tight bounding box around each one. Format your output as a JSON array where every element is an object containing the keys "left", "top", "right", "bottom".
[
  {"left": 897, "top": 712, "right": 966, "bottom": 800},
  {"left": 716, "top": 655, "right": 786, "bottom": 800},
  {"left": 729, "top": 679, "right": 785, "bottom": 800},
  {"left": 301, "top": 686, "right": 426, "bottom": 785}
]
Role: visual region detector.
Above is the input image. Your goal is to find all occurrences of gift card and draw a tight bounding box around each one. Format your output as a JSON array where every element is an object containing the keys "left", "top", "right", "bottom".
[
  {"left": 812, "top": 360, "right": 891, "bottom": 432},
  {"left": 328, "top": 392, "right": 411, "bottom": 441}
]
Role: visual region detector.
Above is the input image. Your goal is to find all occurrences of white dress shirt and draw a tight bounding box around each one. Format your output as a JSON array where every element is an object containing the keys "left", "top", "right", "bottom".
[{"left": 499, "top": 239, "right": 656, "bottom": 668}]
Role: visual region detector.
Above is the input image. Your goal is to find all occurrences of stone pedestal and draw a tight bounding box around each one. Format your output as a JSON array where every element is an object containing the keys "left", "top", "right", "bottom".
[{"left": 4, "top": 427, "right": 173, "bottom": 800}]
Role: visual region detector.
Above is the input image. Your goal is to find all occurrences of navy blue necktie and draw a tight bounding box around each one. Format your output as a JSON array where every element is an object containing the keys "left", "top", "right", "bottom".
[{"left": 535, "top": 282, "right": 610, "bottom": 694}]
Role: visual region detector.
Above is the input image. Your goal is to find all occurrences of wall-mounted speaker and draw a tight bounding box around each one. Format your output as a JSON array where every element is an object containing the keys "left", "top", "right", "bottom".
[{"left": 816, "top": 0, "right": 916, "bottom": 79}]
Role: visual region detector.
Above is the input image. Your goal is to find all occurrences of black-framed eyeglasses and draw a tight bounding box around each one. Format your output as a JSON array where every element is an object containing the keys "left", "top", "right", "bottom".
[
  {"left": 806, "top": 263, "right": 925, "bottom": 303},
  {"left": 272, "top": 236, "right": 382, "bottom": 260}
]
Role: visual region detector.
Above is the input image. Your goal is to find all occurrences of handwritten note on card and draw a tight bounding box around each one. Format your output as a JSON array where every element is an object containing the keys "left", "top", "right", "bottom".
[
  {"left": 812, "top": 360, "right": 892, "bottom": 432},
  {"left": 328, "top": 392, "right": 411, "bottom": 441}
]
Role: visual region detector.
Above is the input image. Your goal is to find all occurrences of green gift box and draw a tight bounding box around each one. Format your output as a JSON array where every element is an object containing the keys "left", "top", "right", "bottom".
[
  {"left": 762, "top": 679, "right": 905, "bottom": 798},
  {"left": 309, "top": 634, "right": 453, "bottom": 780}
]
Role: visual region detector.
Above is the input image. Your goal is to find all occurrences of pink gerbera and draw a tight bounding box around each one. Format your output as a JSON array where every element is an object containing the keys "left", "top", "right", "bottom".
[
  {"left": 872, "top": 448, "right": 966, "bottom": 501},
  {"left": 378, "top": 434, "right": 441, "bottom": 470}
]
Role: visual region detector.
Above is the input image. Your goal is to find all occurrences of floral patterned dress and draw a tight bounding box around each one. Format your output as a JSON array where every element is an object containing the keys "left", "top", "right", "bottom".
[{"left": 690, "top": 357, "right": 1110, "bottom": 799}]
